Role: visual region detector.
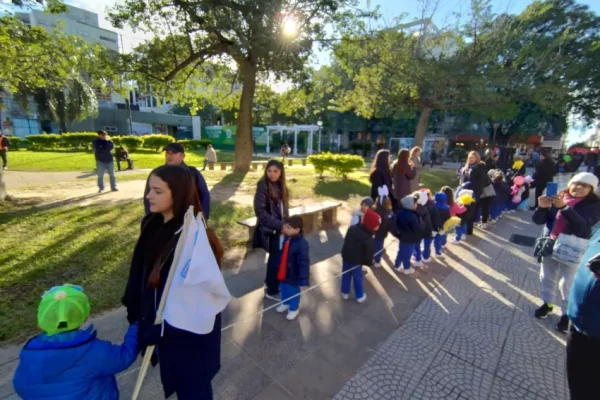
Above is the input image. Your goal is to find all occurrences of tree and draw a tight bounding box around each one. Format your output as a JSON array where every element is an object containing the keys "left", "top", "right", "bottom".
[{"left": 109, "top": 0, "right": 359, "bottom": 172}]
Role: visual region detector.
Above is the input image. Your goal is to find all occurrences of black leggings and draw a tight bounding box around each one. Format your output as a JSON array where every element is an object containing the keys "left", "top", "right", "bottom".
[
  {"left": 567, "top": 327, "right": 600, "bottom": 400},
  {"left": 478, "top": 196, "right": 491, "bottom": 224},
  {"left": 265, "top": 236, "right": 281, "bottom": 295}
]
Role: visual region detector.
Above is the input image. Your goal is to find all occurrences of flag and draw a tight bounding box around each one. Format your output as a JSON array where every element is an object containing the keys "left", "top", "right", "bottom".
[{"left": 163, "top": 208, "right": 232, "bottom": 334}]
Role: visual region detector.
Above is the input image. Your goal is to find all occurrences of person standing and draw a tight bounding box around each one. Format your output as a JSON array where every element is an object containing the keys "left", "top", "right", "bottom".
[
  {"left": 92, "top": 130, "right": 117, "bottom": 193},
  {"left": 460, "top": 151, "right": 490, "bottom": 231},
  {"left": 369, "top": 149, "right": 395, "bottom": 206},
  {"left": 566, "top": 227, "right": 600, "bottom": 400},
  {"left": 409, "top": 147, "right": 423, "bottom": 193},
  {"left": 0, "top": 131, "right": 10, "bottom": 170},
  {"left": 532, "top": 172, "right": 600, "bottom": 332},
  {"left": 531, "top": 150, "right": 556, "bottom": 209},
  {"left": 143, "top": 143, "right": 210, "bottom": 219},
  {"left": 391, "top": 149, "right": 416, "bottom": 203},
  {"left": 123, "top": 165, "right": 225, "bottom": 399},
  {"left": 203, "top": 144, "right": 217, "bottom": 171},
  {"left": 430, "top": 149, "right": 437, "bottom": 168},
  {"left": 484, "top": 149, "right": 496, "bottom": 171},
  {"left": 253, "top": 160, "right": 290, "bottom": 301}
]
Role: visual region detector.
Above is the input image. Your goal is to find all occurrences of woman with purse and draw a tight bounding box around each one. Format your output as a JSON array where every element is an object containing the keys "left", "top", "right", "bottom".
[
  {"left": 532, "top": 172, "right": 600, "bottom": 332},
  {"left": 460, "top": 151, "right": 491, "bottom": 231},
  {"left": 392, "top": 149, "right": 416, "bottom": 204},
  {"left": 370, "top": 149, "right": 396, "bottom": 207},
  {"left": 253, "top": 160, "right": 290, "bottom": 301}
]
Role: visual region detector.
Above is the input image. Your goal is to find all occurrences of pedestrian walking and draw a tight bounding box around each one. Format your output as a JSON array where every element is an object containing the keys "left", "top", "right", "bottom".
[
  {"left": 123, "top": 165, "right": 225, "bottom": 400},
  {"left": 92, "top": 130, "right": 117, "bottom": 193},
  {"left": 143, "top": 143, "right": 210, "bottom": 219},
  {"left": 0, "top": 131, "right": 10, "bottom": 170},
  {"left": 253, "top": 160, "right": 290, "bottom": 301},
  {"left": 203, "top": 144, "right": 217, "bottom": 170},
  {"left": 391, "top": 149, "right": 416, "bottom": 205},
  {"left": 532, "top": 172, "right": 600, "bottom": 332},
  {"left": 409, "top": 146, "right": 423, "bottom": 193}
]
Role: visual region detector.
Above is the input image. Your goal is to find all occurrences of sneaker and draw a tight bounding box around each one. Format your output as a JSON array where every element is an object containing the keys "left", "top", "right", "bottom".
[
  {"left": 276, "top": 304, "right": 289, "bottom": 313},
  {"left": 534, "top": 303, "right": 553, "bottom": 319},
  {"left": 111, "top": 188, "right": 119, "bottom": 192},
  {"left": 556, "top": 315, "right": 569, "bottom": 333},
  {"left": 98, "top": 189, "right": 105, "bottom": 194},
  {"left": 286, "top": 310, "right": 299, "bottom": 320},
  {"left": 435, "top": 252, "right": 444, "bottom": 258},
  {"left": 341, "top": 293, "right": 350, "bottom": 300},
  {"left": 362, "top": 265, "right": 369, "bottom": 272},
  {"left": 413, "top": 261, "right": 424, "bottom": 268},
  {"left": 422, "top": 258, "right": 432, "bottom": 263},
  {"left": 264, "top": 292, "right": 281, "bottom": 301},
  {"left": 400, "top": 267, "right": 415, "bottom": 275},
  {"left": 373, "top": 262, "right": 381, "bottom": 268},
  {"left": 2, "top": 166, "right": 6, "bottom": 170},
  {"left": 356, "top": 294, "right": 367, "bottom": 303}
]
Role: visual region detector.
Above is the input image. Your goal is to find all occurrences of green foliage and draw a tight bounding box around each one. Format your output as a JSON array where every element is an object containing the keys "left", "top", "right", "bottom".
[
  {"left": 25, "top": 134, "right": 62, "bottom": 150},
  {"left": 308, "top": 153, "right": 365, "bottom": 179},
  {"left": 177, "top": 139, "right": 213, "bottom": 151},
  {"left": 60, "top": 132, "right": 97, "bottom": 149},
  {"left": 143, "top": 134, "right": 175, "bottom": 151},
  {"left": 349, "top": 141, "right": 372, "bottom": 156},
  {"left": 119, "top": 136, "right": 143, "bottom": 152},
  {"left": 7, "top": 136, "right": 26, "bottom": 150},
  {"left": 448, "top": 148, "right": 468, "bottom": 162}
]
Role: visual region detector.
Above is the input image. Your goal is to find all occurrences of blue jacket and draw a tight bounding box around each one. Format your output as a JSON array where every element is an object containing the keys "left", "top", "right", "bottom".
[
  {"left": 434, "top": 193, "right": 451, "bottom": 229},
  {"left": 13, "top": 324, "right": 138, "bottom": 400},
  {"left": 279, "top": 234, "right": 310, "bottom": 286},
  {"left": 396, "top": 208, "right": 426, "bottom": 244},
  {"left": 144, "top": 163, "right": 210, "bottom": 219},
  {"left": 568, "top": 227, "right": 600, "bottom": 338}
]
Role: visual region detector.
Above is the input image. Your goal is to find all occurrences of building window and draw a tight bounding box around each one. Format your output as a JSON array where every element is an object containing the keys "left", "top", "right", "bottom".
[{"left": 99, "top": 35, "right": 118, "bottom": 44}]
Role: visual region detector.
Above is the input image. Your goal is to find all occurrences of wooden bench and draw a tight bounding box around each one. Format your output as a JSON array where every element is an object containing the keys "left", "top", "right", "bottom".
[{"left": 237, "top": 200, "right": 342, "bottom": 243}]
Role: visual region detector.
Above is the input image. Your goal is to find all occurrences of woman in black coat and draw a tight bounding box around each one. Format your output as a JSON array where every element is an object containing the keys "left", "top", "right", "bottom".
[
  {"left": 253, "top": 160, "right": 290, "bottom": 300},
  {"left": 122, "top": 165, "right": 225, "bottom": 400},
  {"left": 460, "top": 150, "right": 491, "bottom": 231},
  {"left": 370, "top": 149, "right": 396, "bottom": 208}
]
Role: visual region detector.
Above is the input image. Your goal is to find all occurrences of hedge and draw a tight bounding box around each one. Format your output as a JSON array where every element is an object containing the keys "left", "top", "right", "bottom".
[
  {"left": 25, "top": 134, "right": 62, "bottom": 150},
  {"left": 118, "top": 136, "right": 144, "bottom": 151},
  {"left": 144, "top": 134, "right": 175, "bottom": 151},
  {"left": 7, "top": 136, "right": 27, "bottom": 150},
  {"left": 61, "top": 132, "right": 97, "bottom": 149},
  {"left": 307, "top": 153, "right": 365, "bottom": 179},
  {"left": 21, "top": 132, "right": 181, "bottom": 152},
  {"left": 177, "top": 139, "right": 212, "bottom": 151}
]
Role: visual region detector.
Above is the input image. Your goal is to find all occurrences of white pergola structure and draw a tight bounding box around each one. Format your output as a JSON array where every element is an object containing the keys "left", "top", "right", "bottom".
[{"left": 264, "top": 125, "right": 322, "bottom": 155}]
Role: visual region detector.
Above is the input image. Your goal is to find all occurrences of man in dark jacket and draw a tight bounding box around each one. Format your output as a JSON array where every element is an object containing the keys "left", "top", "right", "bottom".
[
  {"left": 532, "top": 150, "right": 557, "bottom": 209},
  {"left": 0, "top": 131, "right": 10, "bottom": 170},
  {"left": 92, "top": 130, "right": 117, "bottom": 193},
  {"left": 341, "top": 209, "right": 379, "bottom": 303},
  {"left": 115, "top": 146, "right": 133, "bottom": 171},
  {"left": 143, "top": 143, "right": 210, "bottom": 218}
]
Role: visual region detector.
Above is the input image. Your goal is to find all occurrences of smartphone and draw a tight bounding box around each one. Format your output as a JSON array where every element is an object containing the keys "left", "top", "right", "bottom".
[{"left": 546, "top": 182, "right": 558, "bottom": 198}]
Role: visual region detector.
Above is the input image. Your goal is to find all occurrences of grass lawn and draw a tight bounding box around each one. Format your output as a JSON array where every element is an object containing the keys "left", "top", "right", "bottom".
[{"left": 0, "top": 167, "right": 456, "bottom": 342}]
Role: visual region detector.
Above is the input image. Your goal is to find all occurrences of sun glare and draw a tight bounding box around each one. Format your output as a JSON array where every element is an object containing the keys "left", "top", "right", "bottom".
[{"left": 282, "top": 16, "right": 299, "bottom": 38}]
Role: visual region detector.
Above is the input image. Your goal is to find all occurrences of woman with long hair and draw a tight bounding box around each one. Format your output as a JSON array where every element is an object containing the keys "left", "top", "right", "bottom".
[
  {"left": 122, "top": 164, "right": 224, "bottom": 400},
  {"left": 392, "top": 149, "right": 416, "bottom": 202},
  {"left": 460, "top": 150, "right": 490, "bottom": 232},
  {"left": 533, "top": 172, "right": 600, "bottom": 333},
  {"left": 370, "top": 149, "right": 395, "bottom": 206},
  {"left": 253, "top": 160, "right": 290, "bottom": 301},
  {"left": 409, "top": 146, "right": 423, "bottom": 193}
]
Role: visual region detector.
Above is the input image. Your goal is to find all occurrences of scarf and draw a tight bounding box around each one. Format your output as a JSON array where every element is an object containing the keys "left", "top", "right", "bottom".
[
  {"left": 550, "top": 194, "right": 586, "bottom": 239},
  {"left": 277, "top": 238, "right": 291, "bottom": 281}
]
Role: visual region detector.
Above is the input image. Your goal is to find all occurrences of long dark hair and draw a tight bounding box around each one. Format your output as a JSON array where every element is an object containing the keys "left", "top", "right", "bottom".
[
  {"left": 394, "top": 149, "right": 411, "bottom": 174},
  {"left": 370, "top": 149, "right": 391, "bottom": 179},
  {"left": 147, "top": 165, "right": 223, "bottom": 288},
  {"left": 260, "top": 159, "right": 289, "bottom": 208},
  {"left": 441, "top": 186, "right": 455, "bottom": 207}
]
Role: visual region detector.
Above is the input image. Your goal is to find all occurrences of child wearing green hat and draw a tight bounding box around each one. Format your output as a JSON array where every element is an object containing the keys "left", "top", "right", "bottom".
[{"left": 13, "top": 284, "right": 138, "bottom": 399}]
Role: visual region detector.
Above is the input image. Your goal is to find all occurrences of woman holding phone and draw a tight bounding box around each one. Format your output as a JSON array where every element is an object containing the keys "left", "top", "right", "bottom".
[{"left": 532, "top": 172, "right": 600, "bottom": 333}]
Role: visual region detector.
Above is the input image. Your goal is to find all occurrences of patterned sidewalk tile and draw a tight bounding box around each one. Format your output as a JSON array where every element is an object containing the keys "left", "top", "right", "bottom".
[
  {"left": 462, "top": 291, "right": 515, "bottom": 326},
  {"left": 409, "top": 351, "right": 494, "bottom": 400},
  {"left": 489, "top": 377, "right": 550, "bottom": 400}
]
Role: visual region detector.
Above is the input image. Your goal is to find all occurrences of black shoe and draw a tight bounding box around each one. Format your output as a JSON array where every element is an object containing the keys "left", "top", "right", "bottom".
[
  {"left": 556, "top": 315, "right": 569, "bottom": 333},
  {"left": 534, "top": 303, "right": 553, "bottom": 319}
]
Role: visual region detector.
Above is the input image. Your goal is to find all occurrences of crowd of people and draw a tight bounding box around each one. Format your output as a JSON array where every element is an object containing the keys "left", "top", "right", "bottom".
[{"left": 10, "top": 139, "right": 600, "bottom": 400}]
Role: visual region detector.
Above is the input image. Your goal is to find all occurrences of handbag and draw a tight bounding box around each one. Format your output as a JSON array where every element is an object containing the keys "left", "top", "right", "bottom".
[
  {"left": 552, "top": 233, "right": 589, "bottom": 265},
  {"left": 534, "top": 236, "right": 555, "bottom": 261},
  {"left": 481, "top": 183, "right": 496, "bottom": 198}
]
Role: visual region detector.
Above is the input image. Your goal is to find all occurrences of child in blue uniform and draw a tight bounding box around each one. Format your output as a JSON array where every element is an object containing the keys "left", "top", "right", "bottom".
[{"left": 395, "top": 194, "right": 426, "bottom": 274}]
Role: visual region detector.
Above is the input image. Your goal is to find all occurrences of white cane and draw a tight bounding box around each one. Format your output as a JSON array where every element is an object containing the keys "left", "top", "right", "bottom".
[{"left": 131, "top": 206, "right": 194, "bottom": 400}]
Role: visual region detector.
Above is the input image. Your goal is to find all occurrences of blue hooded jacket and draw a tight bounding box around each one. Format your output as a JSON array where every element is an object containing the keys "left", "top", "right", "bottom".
[
  {"left": 13, "top": 324, "right": 138, "bottom": 399},
  {"left": 434, "top": 193, "right": 451, "bottom": 229},
  {"left": 279, "top": 233, "right": 310, "bottom": 287},
  {"left": 396, "top": 208, "right": 426, "bottom": 244},
  {"left": 568, "top": 227, "right": 600, "bottom": 338}
]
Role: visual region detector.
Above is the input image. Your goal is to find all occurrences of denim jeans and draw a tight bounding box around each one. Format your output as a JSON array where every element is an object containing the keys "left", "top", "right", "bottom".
[
  {"left": 280, "top": 283, "right": 301, "bottom": 311},
  {"left": 341, "top": 260, "right": 364, "bottom": 298},
  {"left": 96, "top": 161, "right": 116, "bottom": 190},
  {"left": 434, "top": 234, "right": 446, "bottom": 254},
  {"left": 455, "top": 224, "right": 466, "bottom": 241},
  {"left": 395, "top": 243, "right": 416, "bottom": 269},
  {"left": 373, "top": 239, "right": 385, "bottom": 263},
  {"left": 490, "top": 204, "right": 501, "bottom": 220}
]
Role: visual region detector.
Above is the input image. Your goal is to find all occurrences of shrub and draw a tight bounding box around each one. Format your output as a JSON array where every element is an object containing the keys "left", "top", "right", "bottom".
[
  {"left": 25, "top": 134, "right": 62, "bottom": 150},
  {"left": 120, "top": 136, "right": 144, "bottom": 151},
  {"left": 449, "top": 147, "right": 468, "bottom": 162},
  {"left": 61, "top": 132, "right": 97, "bottom": 149},
  {"left": 7, "top": 136, "right": 27, "bottom": 150},
  {"left": 177, "top": 139, "right": 212, "bottom": 151},
  {"left": 143, "top": 134, "right": 175, "bottom": 151},
  {"left": 308, "top": 153, "right": 364, "bottom": 179},
  {"left": 110, "top": 136, "right": 122, "bottom": 146}
]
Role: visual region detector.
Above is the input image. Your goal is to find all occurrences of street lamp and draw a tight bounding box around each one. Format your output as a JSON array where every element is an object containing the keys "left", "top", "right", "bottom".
[{"left": 317, "top": 120, "right": 322, "bottom": 153}]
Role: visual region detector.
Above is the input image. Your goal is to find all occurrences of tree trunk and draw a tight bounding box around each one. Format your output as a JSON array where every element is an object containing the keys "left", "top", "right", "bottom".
[
  {"left": 60, "top": 119, "right": 67, "bottom": 133},
  {"left": 234, "top": 63, "right": 257, "bottom": 173},
  {"left": 414, "top": 106, "right": 433, "bottom": 147}
]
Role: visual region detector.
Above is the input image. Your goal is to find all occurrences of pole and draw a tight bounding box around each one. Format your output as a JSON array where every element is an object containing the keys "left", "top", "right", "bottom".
[
  {"left": 318, "top": 128, "right": 321, "bottom": 153},
  {"left": 131, "top": 208, "right": 193, "bottom": 400}
]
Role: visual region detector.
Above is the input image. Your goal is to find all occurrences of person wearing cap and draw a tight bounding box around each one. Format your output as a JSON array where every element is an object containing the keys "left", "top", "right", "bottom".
[
  {"left": 533, "top": 172, "right": 600, "bottom": 332},
  {"left": 13, "top": 284, "right": 138, "bottom": 399},
  {"left": 340, "top": 208, "right": 380, "bottom": 303},
  {"left": 92, "top": 130, "right": 117, "bottom": 193},
  {"left": 143, "top": 142, "right": 210, "bottom": 219},
  {"left": 350, "top": 197, "right": 374, "bottom": 226},
  {"left": 0, "top": 130, "right": 10, "bottom": 170}
]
